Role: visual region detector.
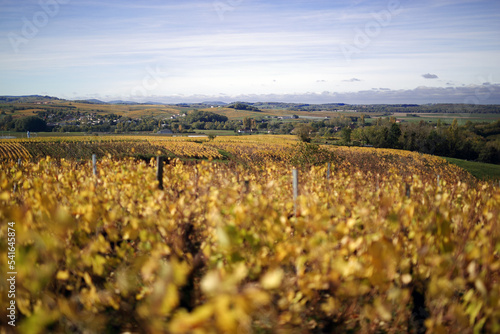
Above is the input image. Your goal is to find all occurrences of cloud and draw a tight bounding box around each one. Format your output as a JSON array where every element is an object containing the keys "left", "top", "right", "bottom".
[
  {"left": 2, "top": 1, "right": 499, "bottom": 100},
  {"left": 89, "top": 84, "right": 500, "bottom": 105},
  {"left": 422, "top": 73, "right": 439, "bottom": 79},
  {"left": 343, "top": 78, "right": 361, "bottom": 82}
]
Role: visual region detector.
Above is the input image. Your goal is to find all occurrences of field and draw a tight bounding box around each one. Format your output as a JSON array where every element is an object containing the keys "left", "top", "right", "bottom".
[
  {"left": 0, "top": 101, "right": 280, "bottom": 121},
  {"left": 3, "top": 100, "right": 500, "bottom": 124},
  {"left": 1, "top": 131, "right": 89, "bottom": 139},
  {"left": 443, "top": 157, "right": 500, "bottom": 180},
  {"left": 385, "top": 113, "right": 500, "bottom": 125},
  {"left": 0, "top": 135, "right": 499, "bottom": 333}
]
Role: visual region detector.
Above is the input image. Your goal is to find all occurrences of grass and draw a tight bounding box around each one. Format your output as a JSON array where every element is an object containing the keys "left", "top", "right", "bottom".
[
  {"left": 388, "top": 113, "right": 500, "bottom": 125},
  {"left": 443, "top": 157, "right": 500, "bottom": 180},
  {"left": 1, "top": 131, "right": 94, "bottom": 138},
  {"left": 192, "top": 129, "right": 237, "bottom": 136}
]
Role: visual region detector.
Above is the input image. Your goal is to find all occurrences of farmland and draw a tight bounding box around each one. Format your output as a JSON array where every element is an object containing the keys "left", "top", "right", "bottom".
[
  {"left": 2, "top": 98, "right": 500, "bottom": 124},
  {"left": 1, "top": 135, "right": 499, "bottom": 333},
  {"left": 373, "top": 112, "right": 500, "bottom": 125}
]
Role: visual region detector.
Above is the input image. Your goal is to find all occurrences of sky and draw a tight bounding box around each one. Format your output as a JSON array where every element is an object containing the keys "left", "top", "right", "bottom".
[{"left": 0, "top": 0, "right": 499, "bottom": 104}]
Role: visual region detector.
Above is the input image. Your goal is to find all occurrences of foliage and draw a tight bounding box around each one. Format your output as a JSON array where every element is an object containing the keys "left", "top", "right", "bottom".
[
  {"left": 290, "top": 142, "right": 336, "bottom": 168},
  {"left": 387, "top": 123, "right": 402, "bottom": 148},
  {"left": 0, "top": 142, "right": 32, "bottom": 160},
  {"left": 0, "top": 115, "right": 14, "bottom": 130},
  {"left": 185, "top": 110, "right": 228, "bottom": 123},
  {"left": 13, "top": 116, "right": 47, "bottom": 132},
  {"left": 359, "top": 120, "right": 500, "bottom": 164},
  {"left": 241, "top": 117, "right": 257, "bottom": 131},
  {"left": 294, "top": 124, "right": 314, "bottom": 143},
  {"left": 0, "top": 137, "right": 224, "bottom": 161},
  {"left": 1, "top": 136, "right": 499, "bottom": 333},
  {"left": 340, "top": 127, "right": 352, "bottom": 144},
  {"left": 227, "top": 102, "right": 261, "bottom": 112}
]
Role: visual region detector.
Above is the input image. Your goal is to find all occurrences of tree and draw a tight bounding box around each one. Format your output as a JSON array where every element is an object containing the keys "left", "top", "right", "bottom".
[
  {"left": 186, "top": 110, "right": 228, "bottom": 123},
  {"left": 257, "top": 122, "right": 268, "bottom": 130},
  {"left": 387, "top": 123, "right": 402, "bottom": 148},
  {"left": 478, "top": 141, "right": 500, "bottom": 164},
  {"left": 450, "top": 118, "right": 458, "bottom": 132},
  {"left": 360, "top": 114, "right": 365, "bottom": 126},
  {"left": 352, "top": 127, "right": 369, "bottom": 145},
  {"left": 0, "top": 115, "right": 14, "bottom": 130},
  {"left": 295, "top": 124, "right": 314, "bottom": 143},
  {"left": 228, "top": 102, "right": 261, "bottom": 112},
  {"left": 341, "top": 127, "right": 352, "bottom": 144},
  {"left": 373, "top": 127, "right": 389, "bottom": 148},
  {"left": 192, "top": 122, "right": 205, "bottom": 130},
  {"left": 14, "top": 116, "right": 47, "bottom": 132},
  {"left": 242, "top": 118, "right": 251, "bottom": 129},
  {"left": 250, "top": 118, "right": 257, "bottom": 130}
]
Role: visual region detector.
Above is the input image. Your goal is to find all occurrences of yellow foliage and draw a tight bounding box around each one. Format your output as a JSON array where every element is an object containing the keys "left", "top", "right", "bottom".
[{"left": 0, "top": 136, "right": 498, "bottom": 333}]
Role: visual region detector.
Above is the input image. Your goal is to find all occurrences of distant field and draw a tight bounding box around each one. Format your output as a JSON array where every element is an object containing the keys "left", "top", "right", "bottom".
[
  {"left": 3, "top": 100, "right": 500, "bottom": 124},
  {"left": 202, "top": 107, "right": 276, "bottom": 119},
  {"left": 192, "top": 129, "right": 237, "bottom": 136},
  {"left": 444, "top": 157, "right": 500, "bottom": 180},
  {"left": 2, "top": 101, "right": 183, "bottom": 118},
  {"left": 389, "top": 112, "right": 500, "bottom": 125},
  {"left": 0, "top": 131, "right": 91, "bottom": 138}
]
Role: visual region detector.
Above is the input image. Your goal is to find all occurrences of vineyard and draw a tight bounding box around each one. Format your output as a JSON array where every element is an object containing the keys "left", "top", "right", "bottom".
[
  {"left": 0, "top": 143, "right": 31, "bottom": 160},
  {"left": 0, "top": 136, "right": 225, "bottom": 161},
  {"left": 0, "top": 135, "right": 499, "bottom": 333}
]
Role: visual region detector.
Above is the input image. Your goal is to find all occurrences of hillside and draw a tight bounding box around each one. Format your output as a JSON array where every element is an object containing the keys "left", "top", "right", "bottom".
[{"left": 1, "top": 135, "right": 498, "bottom": 333}]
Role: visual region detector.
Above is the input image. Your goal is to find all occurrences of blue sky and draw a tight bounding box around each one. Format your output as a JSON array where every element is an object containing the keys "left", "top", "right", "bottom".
[{"left": 0, "top": 0, "right": 499, "bottom": 104}]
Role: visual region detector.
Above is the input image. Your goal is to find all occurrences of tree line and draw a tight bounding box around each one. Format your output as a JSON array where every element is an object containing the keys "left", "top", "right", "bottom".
[{"left": 350, "top": 119, "right": 500, "bottom": 164}]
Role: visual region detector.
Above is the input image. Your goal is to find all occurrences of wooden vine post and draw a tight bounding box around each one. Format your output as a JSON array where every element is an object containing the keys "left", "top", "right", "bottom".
[
  {"left": 157, "top": 156, "right": 164, "bottom": 190},
  {"left": 92, "top": 154, "right": 97, "bottom": 176},
  {"left": 293, "top": 168, "right": 298, "bottom": 217}
]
